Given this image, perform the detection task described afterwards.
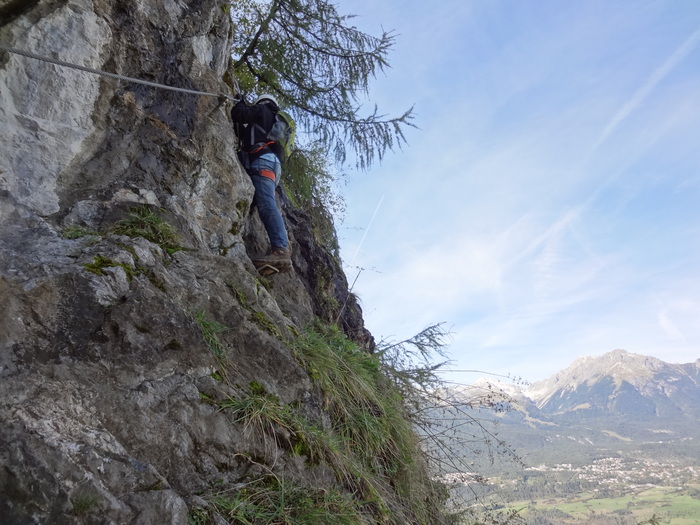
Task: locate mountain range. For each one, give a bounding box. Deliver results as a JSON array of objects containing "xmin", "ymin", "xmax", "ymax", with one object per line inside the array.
[
  {"xmin": 449, "ymin": 350, "xmax": 700, "ymax": 468},
  {"xmin": 526, "ymin": 349, "xmax": 700, "ymax": 422}
]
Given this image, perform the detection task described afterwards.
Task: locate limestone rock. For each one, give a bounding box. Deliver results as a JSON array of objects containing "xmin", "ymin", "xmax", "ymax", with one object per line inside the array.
[{"xmin": 0, "ymin": 1, "xmax": 370, "ymax": 523}]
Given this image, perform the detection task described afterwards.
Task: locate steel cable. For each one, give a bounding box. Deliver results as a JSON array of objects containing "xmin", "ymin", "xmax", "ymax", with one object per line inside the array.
[{"xmin": 0, "ymin": 44, "xmax": 236, "ymax": 101}]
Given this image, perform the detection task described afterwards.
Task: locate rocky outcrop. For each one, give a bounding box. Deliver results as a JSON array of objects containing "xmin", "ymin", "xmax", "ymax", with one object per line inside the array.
[{"xmin": 0, "ymin": 1, "xmax": 374, "ymax": 523}]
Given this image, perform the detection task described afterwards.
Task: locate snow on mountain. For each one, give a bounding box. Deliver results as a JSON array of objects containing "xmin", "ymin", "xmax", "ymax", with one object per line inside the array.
[
  {"xmin": 462, "ymin": 350, "xmax": 699, "ymax": 423},
  {"xmin": 526, "ymin": 350, "xmax": 663, "ymax": 404},
  {"xmin": 523, "ymin": 350, "xmax": 699, "ymax": 420},
  {"xmin": 470, "ymin": 377, "xmax": 527, "ymax": 401}
]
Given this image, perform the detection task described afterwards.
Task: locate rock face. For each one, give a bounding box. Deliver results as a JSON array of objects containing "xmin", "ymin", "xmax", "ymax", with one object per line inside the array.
[{"xmin": 0, "ymin": 1, "xmax": 371, "ymax": 523}]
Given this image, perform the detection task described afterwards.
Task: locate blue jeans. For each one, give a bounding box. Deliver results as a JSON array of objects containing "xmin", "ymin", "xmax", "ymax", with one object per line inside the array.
[{"xmin": 249, "ymin": 154, "xmax": 288, "ymax": 249}]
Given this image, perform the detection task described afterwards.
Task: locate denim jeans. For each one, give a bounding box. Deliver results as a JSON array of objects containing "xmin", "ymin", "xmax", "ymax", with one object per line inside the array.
[{"xmin": 249, "ymin": 153, "xmax": 288, "ymax": 249}]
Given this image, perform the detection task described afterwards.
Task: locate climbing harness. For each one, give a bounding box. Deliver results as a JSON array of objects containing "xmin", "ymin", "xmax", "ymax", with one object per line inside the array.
[{"xmin": 0, "ymin": 45, "xmax": 237, "ymax": 102}]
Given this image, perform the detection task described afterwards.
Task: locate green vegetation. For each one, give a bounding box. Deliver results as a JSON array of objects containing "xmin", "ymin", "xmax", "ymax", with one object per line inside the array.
[
  {"xmin": 205, "ymin": 322, "xmax": 453, "ymax": 524},
  {"xmin": 81, "ymin": 247, "xmax": 167, "ymax": 292},
  {"xmin": 518, "ymin": 487, "xmax": 700, "ymax": 525},
  {"xmin": 111, "ymin": 206, "xmax": 181, "ymax": 254},
  {"xmin": 70, "ymin": 487, "xmax": 100, "ymax": 516},
  {"xmin": 202, "ymin": 475, "xmax": 362, "ymax": 525},
  {"xmin": 292, "ymin": 323, "xmax": 407, "ymax": 471},
  {"xmin": 188, "ymin": 505, "xmax": 209, "ymax": 525},
  {"xmin": 193, "ymin": 311, "xmax": 228, "ymax": 359},
  {"xmin": 235, "ymin": 200, "xmax": 249, "ymax": 215},
  {"xmin": 234, "ymin": 288, "xmax": 250, "ymax": 310},
  {"xmin": 292, "ymin": 323, "xmax": 453, "ymax": 523},
  {"xmin": 251, "ymin": 311, "xmax": 282, "ymax": 339},
  {"xmin": 304, "ymin": 323, "xmax": 459, "ymax": 522},
  {"xmin": 62, "ymin": 225, "xmax": 98, "ymax": 240},
  {"xmin": 193, "ymin": 310, "xmax": 235, "ymax": 386},
  {"xmin": 228, "ymin": 200, "xmax": 249, "ymax": 237},
  {"xmin": 219, "ymin": 382, "xmax": 296, "ymax": 446},
  {"xmin": 231, "ymin": 286, "xmax": 284, "ymax": 338},
  {"xmin": 83, "ymin": 255, "xmax": 138, "ymax": 281},
  {"xmin": 284, "ymin": 144, "xmax": 344, "ymax": 254}
]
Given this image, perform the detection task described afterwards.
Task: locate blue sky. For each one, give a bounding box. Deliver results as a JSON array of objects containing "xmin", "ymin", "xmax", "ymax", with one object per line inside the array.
[{"xmin": 332, "ymin": 0, "xmax": 700, "ymax": 383}]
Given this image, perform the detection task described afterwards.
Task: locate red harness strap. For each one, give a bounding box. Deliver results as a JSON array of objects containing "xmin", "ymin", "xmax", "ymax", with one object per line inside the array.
[
  {"xmin": 259, "ymin": 169, "xmax": 276, "ymax": 181},
  {"xmin": 250, "ymin": 141, "xmax": 275, "ymax": 155}
]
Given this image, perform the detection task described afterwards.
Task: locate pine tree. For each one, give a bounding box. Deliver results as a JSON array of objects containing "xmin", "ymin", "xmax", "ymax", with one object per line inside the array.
[{"xmin": 230, "ymin": 0, "xmax": 415, "ymax": 169}]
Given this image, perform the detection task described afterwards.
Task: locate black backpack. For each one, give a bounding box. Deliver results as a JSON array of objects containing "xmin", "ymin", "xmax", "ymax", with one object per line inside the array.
[{"xmin": 248, "ymin": 110, "xmax": 296, "ymax": 161}]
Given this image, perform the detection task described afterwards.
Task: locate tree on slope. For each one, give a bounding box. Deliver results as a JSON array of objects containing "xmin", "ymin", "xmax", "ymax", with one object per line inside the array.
[{"xmin": 230, "ymin": 0, "xmax": 415, "ymax": 169}]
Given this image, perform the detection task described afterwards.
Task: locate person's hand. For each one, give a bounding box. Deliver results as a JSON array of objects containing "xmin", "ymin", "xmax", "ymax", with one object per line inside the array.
[{"xmin": 233, "ymin": 93, "xmax": 244, "ymax": 103}]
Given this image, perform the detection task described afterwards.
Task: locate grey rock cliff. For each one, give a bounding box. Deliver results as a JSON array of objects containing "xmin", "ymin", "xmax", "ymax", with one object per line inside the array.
[{"xmin": 0, "ymin": 1, "xmax": 370, "ymax": 523}]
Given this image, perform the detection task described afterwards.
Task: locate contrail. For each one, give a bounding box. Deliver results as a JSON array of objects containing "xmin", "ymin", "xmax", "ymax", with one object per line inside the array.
[
  {"xmin": 349, "ymin": 195, "xmax": 384, "ymax": 267},
  {"xmin": 336, "ymin": 195, "xmax": 385, "ymax": 324},
  {"xmin": 596, "ymin": 25, "xmax": 700, "ymax": 148}
]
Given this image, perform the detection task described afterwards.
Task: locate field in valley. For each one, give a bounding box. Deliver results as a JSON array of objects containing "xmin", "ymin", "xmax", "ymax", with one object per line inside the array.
[{"xmin": 514, "ymin": 485, "xmax": 700, "ymax": 524}]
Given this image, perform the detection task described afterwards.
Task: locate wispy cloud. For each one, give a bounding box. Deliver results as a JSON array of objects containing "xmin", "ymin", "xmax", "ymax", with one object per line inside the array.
[
  {"xmin": 340, "ymin": 0, "xmax": 700, "ymax": 380},
  {"xmin": 657, "ymin": 299, "xmax": 700, "ymax": 343},
  {"xmin": 658, "ymin": 309, "xmax": 684, "ymax": 341},
  {"xmin": 595, "ymin": 25, "xmax": 700, "ymax": 149}
]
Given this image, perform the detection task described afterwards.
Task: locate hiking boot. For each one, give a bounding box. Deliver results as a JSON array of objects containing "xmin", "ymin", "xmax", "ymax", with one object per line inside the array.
[{"xmin": 252, "ymin": 246, "xmax": 292, "ymax": 275}]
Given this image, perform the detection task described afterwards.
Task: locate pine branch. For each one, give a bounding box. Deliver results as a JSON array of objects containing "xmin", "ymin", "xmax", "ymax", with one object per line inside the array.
[
  {"xmin": 229, "ymin": 0, "xmax": 415, "ymax": 169},
  {"xmin": 233, "ymin": 0, "xmax": 281, "ymax": 68}
]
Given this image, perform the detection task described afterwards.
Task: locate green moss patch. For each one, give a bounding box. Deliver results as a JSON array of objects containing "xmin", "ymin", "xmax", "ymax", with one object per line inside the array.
[{"xmin": 83, "ymin": 255, "xmax": 138, "ymax": 281}]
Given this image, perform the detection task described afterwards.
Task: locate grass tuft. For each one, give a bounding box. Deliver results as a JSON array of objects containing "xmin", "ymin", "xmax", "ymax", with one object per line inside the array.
[
  {"xmin": 71, "ymin": 487, "xmax": 100, "ymax": 516},
  {"xmin": 251, "ymin": 311, "xmax": 282, "ymax": 339},
  {"xmin": 83, "ymin": 255, "xmax": 138, "ymax": 281},
  {"xmin": 219, "ymin": 384, "xmax": 296, "ymax": 445},
  {"xmin": 207, "ymin": 321, "xmax": 452, "ymax": 524},
  {"xmin": 193, "ymin": 311, "xmax": 232, "ymax": 385},
  {"xmin": 193, "ymin": 311, "xmax": 228, "ymax": 359},
  {"xmin": 111, "ymin": 207, "xmax": 181, "ymax": 254},
  {"xmin": 209, "ymin": 475, "xmax": 364, "ymax": 525},
  {"xmin": 290, "ymin": 322, "xmax": 448, "ymax": 523},
  {"xmin": 62, "ymin": 225, "xmax": 98, "ymax": 240}
]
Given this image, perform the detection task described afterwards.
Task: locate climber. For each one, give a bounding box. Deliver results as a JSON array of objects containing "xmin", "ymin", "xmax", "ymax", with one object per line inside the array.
[{"xmin": 231, "ymin": 93, "xmax": 295, "ymax": 274}]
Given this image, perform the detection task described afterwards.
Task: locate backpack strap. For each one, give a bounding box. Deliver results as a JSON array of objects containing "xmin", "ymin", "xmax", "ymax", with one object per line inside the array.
[
  {"xmin": 250, "ymin": 141, "xmax": 275, "ymax": 155},
  {"xmin": 248, "ymin": 121, "xmax": 265, "ymax": 145},
  {"xmin": 246, "ymin": 120, "xmax": 269, "ymax": 157}
]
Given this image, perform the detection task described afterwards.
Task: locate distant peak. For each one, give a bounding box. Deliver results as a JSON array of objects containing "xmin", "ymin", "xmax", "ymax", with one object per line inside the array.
[
  {"xmin": 526, "ymin": 350, "xmax": 684, "ymax": 404},
  {"xmin": 606, "ymin": 348, "xmax": 629, "ymax": 357}
]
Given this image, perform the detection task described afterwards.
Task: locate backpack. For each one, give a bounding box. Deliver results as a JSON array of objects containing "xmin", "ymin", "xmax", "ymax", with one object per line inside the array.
[
  {"xmin": 268, "ymin": 110, "xmax": 296, "ymax": 161},
  {"xmin": 250, "ymin": 110, "xmax": 296, "ymax": 162}
]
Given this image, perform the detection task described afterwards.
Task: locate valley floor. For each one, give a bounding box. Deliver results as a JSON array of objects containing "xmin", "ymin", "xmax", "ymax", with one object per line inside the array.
[
  {"xmin": 454, "ymin": 454, "xmax": 700, "ymax": 524},
  {"xmin": 513, "ymin": 486, "xmax": 700, "ymax": 524}
]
